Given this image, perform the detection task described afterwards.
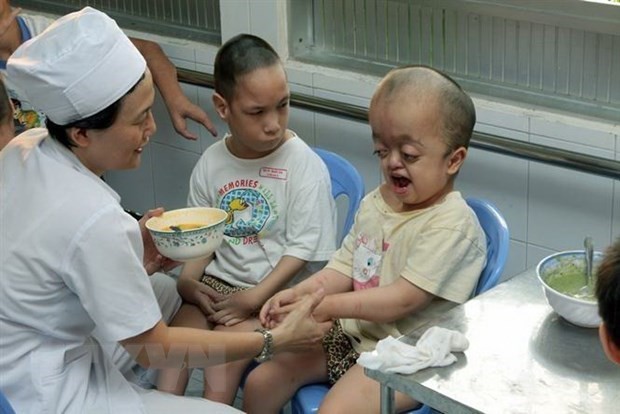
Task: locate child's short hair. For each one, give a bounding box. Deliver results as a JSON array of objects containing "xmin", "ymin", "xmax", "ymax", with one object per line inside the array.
[
  {"xmin": 377, "ymin": 65, "xmax": 476, "ymax": 151},
  {"xmin": 596, "ymin": 238, "xmax": 620, "ymax": 347},
  {"xmin": 214, "ymin": 34, "xmax": 281, "ymax": 102}
]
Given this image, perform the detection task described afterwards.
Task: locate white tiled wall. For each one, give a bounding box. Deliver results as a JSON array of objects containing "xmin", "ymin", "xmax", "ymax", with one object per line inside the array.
[{"xmin": 103, "ymin": 3, "xmax": 619, "ymax": 283}]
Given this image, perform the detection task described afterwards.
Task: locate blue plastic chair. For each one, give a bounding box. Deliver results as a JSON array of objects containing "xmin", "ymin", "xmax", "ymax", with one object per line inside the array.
[
  {"xmin": 466, "ymin": 197, "xmax": 510, "ymax": 296},
  {"xmin": 0, "ymin": 390, "xmax": 15, "ymax": 414},
  {"xmin": 291, "ymin": 197, "xmax": 509, "ymax": 414},
  {"xmin": 313, "ymin": 148, "xmax": 365, "ymax": 244}
]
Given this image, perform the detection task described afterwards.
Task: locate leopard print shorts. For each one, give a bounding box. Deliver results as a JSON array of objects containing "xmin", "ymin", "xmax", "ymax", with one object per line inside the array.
[
  {"xmin": 323, "ymin": 320, "xmax": 360, "ymax": 385},
  {"xmin": 200, "ymin": 275, "xmax": 245, "ymax": 295},
  {"xmin": 200, "ymin": 275, "xmax": 259, "ymax": 317}
]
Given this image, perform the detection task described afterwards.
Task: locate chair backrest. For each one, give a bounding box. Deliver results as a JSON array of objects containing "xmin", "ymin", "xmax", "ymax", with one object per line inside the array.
[
  {"xmin": 0, "ymin": 389, "xmax": 15, "ymax": 414},
  {"xmin": 313, "ymin": 148, "xmax": 365, "ymax": 244},
  {"xmin": 465, "ymin": 197, "xmax": 510, "ymax": 296}
]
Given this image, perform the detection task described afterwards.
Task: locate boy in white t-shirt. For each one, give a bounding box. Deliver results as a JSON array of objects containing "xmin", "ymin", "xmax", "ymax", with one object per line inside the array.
[
  {"xmin": 243, "ymin": 65, "xmax": 488, "ymax": 414},
  {"xmin": 156, "ymin": 34, "xmax": 337, "ymax": 404}
]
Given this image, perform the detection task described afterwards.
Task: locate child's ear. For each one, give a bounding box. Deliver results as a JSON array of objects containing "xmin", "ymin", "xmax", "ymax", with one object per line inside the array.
[
  {"xmin": 212, "ymin": 92, "xmax": 229, "ymax": 120},
  {"xmin": 599, "ymin": 322, "xmax": 620, "ymax": 365},
  {"xmin": 447, "ymin": 146, "xmax": 467, "ymax": 175}
]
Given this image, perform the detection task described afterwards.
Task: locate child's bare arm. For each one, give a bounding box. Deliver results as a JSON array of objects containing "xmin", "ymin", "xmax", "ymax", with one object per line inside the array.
[
  {"xmin": 261, "ymin": 268, "xmax": 353, "ymax": 327},
  {"xmin": 313, "ymin": 277, "xmax": 433, "ymax": 323}
]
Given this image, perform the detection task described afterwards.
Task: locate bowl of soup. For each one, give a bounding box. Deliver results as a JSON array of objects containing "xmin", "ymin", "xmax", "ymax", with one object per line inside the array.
[
  {"xmin": 145, "ymin": 207, "xmax": 227, "ymax": 262},
  {"xmin": 536, "ymin": 250, "xmax": 602, "ymax": 328}
]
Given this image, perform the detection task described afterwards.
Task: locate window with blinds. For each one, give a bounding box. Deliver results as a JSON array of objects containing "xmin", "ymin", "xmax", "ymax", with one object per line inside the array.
[
  {"xmin": 14, "ymin": 0, "xmax": 221, "ymax": 44},
  {"xmin": 289, "ymin": 0, "xmax": 620, "ymax": 122}
]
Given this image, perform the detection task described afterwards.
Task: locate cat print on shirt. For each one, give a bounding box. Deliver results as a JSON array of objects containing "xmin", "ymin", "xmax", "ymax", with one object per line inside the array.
[{"xmin": 352, "ymin": 233, "xmax": 385, "ymax": 290}]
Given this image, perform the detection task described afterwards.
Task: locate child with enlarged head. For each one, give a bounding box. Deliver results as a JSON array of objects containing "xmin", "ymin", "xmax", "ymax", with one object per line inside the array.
[
  {"xmin": 156, "ymin": 34, "xmax": 337, "ymax": 404},
  {"xmin": 596, "ymin": 238, "xmax": 620, "ymax": 365},
  {"xmin": 242, "ymin": 65, "xmax": 488, "ymax": 414}
]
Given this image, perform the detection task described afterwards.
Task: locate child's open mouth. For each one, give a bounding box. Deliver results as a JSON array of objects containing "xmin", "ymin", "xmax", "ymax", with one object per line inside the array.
[{"xmin": 392, "ymin": 176, "xmax": 410, "ymax": 187}]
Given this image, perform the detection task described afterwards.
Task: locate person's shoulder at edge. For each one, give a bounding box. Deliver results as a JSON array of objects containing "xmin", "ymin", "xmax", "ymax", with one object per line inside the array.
[{"xmin": 17, "ymin": 11, "xmax": 54, "ymax": 35}]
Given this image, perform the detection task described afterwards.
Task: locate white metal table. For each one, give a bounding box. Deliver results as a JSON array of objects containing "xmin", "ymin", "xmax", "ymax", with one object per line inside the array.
[{"xmin": 365, "ymin": 268, "xmax": 620, "ymax": 413}]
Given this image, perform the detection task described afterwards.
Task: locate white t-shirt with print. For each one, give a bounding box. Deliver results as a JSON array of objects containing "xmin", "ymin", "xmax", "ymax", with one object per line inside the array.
[
  {"xmin": 187, "ymin": 133, "xmax": 337, "ymax": 287},
  {"xmin": 327, "ymin": 189, "xmax": 487, "ymax": 353}
]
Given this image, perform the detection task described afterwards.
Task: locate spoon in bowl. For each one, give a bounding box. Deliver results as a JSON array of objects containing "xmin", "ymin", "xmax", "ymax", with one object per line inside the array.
[{"xmin": 584, "ymin": 236, "xmax": 594, "ymax": 291}]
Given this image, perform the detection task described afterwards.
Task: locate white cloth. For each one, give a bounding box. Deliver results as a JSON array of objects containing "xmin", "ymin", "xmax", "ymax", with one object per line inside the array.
[
  {"xmin": 7, "ymin": 7, "xmax": 146, "ymax": 125},
  {"xmin": 357, "ymin": 327, "xmax": 469, "ymax": 374},
  {"xmin": 187, "ymin": 133, "xmax": 337, "ymax": 287},
  {"xmin": 0, "ymin": 130, "xmax": 160, "ymax": 412},
  {"xmin": 134, "ymin": 385, "xmax": 241, "ymax": 414},
  {"xmin": 0, "ymin": 131, "xmax": 226, "ymax": 414},
  {"xmin": 98, "ymin": 272, "xmax": 182, "ymax": 388}
]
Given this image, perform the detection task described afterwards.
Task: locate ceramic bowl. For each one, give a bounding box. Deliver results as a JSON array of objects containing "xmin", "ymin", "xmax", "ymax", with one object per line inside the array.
[
  {"xmin": 536, "ymin": 250, "xmax": 602, "ymax": 328},
  {"xmin": 145, "ymin": 207, "xmax": 227, "ymax": 262}
]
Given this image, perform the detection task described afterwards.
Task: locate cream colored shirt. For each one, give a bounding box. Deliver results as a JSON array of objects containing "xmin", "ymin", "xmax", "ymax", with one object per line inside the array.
[{"xmin": 327, "ymin": 188, "xmax": 487, "ymax": 353}]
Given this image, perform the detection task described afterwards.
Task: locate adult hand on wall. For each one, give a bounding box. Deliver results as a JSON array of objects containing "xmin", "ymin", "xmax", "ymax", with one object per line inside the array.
[{"xmin": 131, "ymin": 37, "xmax": 218, "ymax": 140}]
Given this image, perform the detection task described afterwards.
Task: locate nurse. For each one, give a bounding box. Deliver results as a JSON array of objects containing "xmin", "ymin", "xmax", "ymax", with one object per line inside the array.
[{"xmin": 0, "ymin": 7, "xmax": 328, "ymax": 414}]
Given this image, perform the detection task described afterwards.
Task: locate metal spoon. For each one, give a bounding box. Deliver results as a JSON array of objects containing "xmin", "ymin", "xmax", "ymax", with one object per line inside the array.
[{"xmin": 584, "ymin": 236, "xmax": 594, "ymax": 291}]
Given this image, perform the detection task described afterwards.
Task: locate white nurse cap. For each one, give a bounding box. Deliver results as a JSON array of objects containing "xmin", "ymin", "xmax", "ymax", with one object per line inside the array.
[{"xmin": 7, "ymin": 6, "xmax": 146, "ymax": 125}]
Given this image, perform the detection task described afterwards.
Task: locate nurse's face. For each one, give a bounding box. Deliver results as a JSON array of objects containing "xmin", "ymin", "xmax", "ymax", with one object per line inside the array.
[{"xmin": 76, "ymin": 70, "xmax": 156, "ymax": 176}]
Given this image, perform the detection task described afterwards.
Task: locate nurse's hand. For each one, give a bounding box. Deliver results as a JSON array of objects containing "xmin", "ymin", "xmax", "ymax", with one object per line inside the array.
[
  {"xmin": 270, "ymin": 289, "xmax": 332, "ymax": 354},
  {"xmin": 260, "ymin": 288, "xmax": 299, "ymax": 329},
  {"xmin": 139, "ymin": 208, "xmax": 180, "ymax": 275}
]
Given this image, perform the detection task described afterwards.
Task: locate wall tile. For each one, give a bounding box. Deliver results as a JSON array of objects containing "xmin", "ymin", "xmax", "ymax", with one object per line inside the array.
[
  {"xmin": 160, "ymin": 42, "xmax": 196, "ymax": 63},
  {"xmin": 474, "ymin": 124, "xmax": 529, "ymax": 143},
  {"xmin": 104, "ymin": 145, "xmax": 155, "ymax": 214},
  {"xmin": 314, "ymin": 113, "xmax": 376, "ymax": 243},
  {"xmin": 219, "ymin": 0, "xmax": 251, "ymax": 41},
  {"xmin": 313, "ymin": 73, "xmax": 377, "ymax": 101},
  {"xmin": 528, "ymin": 163, "xmax": 614, "ymax": 252},
  {"xmin": 458, "ymin": 148, "xmax": 529, "ymax": 242},
  {"xmin": 314, "ymin": 113, "xmax": 377, "ymax": 193},
  {"xmin": 151, "ymin": 143, "xmax": 201, "ymax": 210},
  {"xmin": 502, "ymin": 240, "xmax": 527, "ymax": 281},
  {"xmin": 196, "ymin": 85, "xmax": 227, "ymax": 153},
  {"xmin": 313, "ymin": 89, "xmax": 370, "ymax": 109},
  {"xmin": 289, "ymin": 108, "xmax": 316, "ymax": 147},
  {"xmin": 530, "ymin": 116, "xmax": 615, "ymax": 150},
  {"xmin": 613, "ymin": 181, "xmax": 620, "ymax": 241},
  {"xmin": 286, "ymin": 66, "xmax": 314, "ymax": 87},
  {"xmin": 531, "ymin": 134, "xmax": 615, "ymax": 160},
  {"xmin": 248, "ymin": 0, "xmax": 282, "ymax": 54},
  {"xmin": 475, "ymin": 102, "xmax": 529, "ymax": 132},
  {"xmin": 195, "ymin": 49, "xmax": 218, "ymax": 68},
  {"xmin": 151, "ymin": 86, "xmax": 203, "ymax": 155},
  {"xmin": 526, "ymin": 243, "xmax": 556, "ymax": 269}
]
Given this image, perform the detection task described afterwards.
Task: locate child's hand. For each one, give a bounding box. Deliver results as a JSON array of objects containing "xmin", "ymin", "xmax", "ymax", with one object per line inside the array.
[
  {"xmin": 209, "ymin": 289, "xmax": 260, "ymax": 326},
  {"xmin": 193, "ymin": 283, "xmax": 224, "ymax": 316},
  {"xmin": 260, "ymin": 288, "xmax": 299, "ymax": 329}
]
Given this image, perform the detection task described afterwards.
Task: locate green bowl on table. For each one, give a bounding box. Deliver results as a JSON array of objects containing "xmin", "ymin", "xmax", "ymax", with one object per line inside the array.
[{"xmin": 536, "ymin": 250, "xmax": 602, "ymax": 328}]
